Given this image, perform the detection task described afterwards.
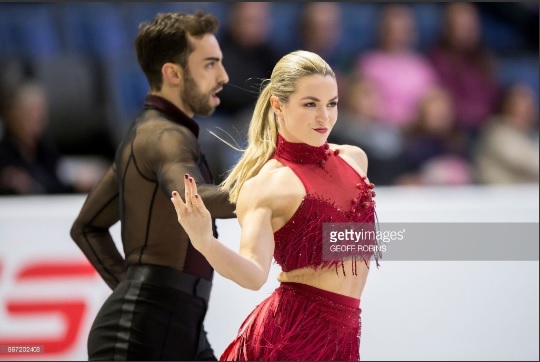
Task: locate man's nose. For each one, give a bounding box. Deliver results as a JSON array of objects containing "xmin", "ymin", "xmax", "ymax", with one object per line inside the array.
[{"xmin": 218, "ymin": 63, "xmax": 229, "ymax": 84}]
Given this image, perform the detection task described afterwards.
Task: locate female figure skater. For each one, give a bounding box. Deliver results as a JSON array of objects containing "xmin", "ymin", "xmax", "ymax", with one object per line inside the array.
[{"xmin": 171, "ymin": 50, "xmax": 380, "ymax": 361}]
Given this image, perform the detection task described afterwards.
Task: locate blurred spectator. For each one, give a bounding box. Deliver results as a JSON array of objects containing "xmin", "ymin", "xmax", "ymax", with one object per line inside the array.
[
  {"xmin": 428, "ymin": 2, "xmax": 501, "ymax": 137},
  {"xmin": 396, "ymin": 87, "xmax": 472, "ymax": 186},
  {"xmin": 217, "ymin": 2, "xmax": 280, "ymax": 118},
  {"xmin": 0, "ymin": 80, "xmax": 107, "ymax": 195},
  {"xmin": 0, "ymin": 81, "xmax": 73, "ymax": 194},
  {"xmin": 474, "ymin": 83, "xmax": 539, "ymax": 184},
  {"xmin": 296, "ymin": 2, "xmax": 349, "ymax": 92},
  {"xmin": 355, "ymin": 3, "xmax": 439, "ymax": 129},
  {"xmin": 329, "ymin": 73, "xmax": 405, "ymax": 185}
]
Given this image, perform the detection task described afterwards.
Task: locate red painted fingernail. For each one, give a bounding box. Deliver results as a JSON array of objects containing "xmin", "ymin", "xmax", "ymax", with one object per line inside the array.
[
  {"xmin": 189, "ymin": 178, "xmax": 193, "ymax": 183},
  {"xmin": 184, "ymin": 174, "xmax": 188, "ymax": 179},
  {"xmin": 172, "ymin": 191, "xmax": 177, "ymax": 196},
  {"xmin": 195, "ymin": 194, "xmax": 199, "ymax": 199}
]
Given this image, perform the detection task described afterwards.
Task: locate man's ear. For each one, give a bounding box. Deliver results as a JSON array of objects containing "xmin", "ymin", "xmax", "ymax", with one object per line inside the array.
[{"xmin": 162, "ymin": 63, "xmax": 182, "ymax": 85}]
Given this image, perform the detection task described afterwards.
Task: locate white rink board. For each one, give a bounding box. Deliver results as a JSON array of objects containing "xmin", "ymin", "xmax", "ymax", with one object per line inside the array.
[{"xmin": 0, "ymin": 184, "xmax": 538, "ymax": 361}]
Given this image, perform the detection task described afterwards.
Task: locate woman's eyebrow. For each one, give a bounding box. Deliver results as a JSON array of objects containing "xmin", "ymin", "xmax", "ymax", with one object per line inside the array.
[{"xmin": 299, "ymin": 96, "xmax": 339, "ymax": 101}]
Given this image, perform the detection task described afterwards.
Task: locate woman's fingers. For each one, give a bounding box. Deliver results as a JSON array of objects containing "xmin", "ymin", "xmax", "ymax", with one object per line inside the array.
[
  {"xmin": 191, "ymin": 193, "xmax": 207, "ymax": 213},
  {"xmin": 170, "ymin": 190, "xmax": 185, "ymax": 221},
  {"xmin": 172, "ymin": 173, "xmax": 207, "ymax": 216},
  {"xmin": 184, "ymin": 175, "xmax": 203, "ymax": 210},
  {"xmin": 184, "ymin": 174, "xmax": 194, "ymax": 211}
]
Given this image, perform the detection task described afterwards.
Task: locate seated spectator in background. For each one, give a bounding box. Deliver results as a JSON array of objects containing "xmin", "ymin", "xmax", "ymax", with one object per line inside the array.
[
  {"xmin": 356, "ymin": 3, "xmax": 438, "ymax": 129},
  {"xmin": 217, "ymin": 2, "xmax": 280, "ymax": 119},
  {"xmin": 474, "ymin": 83, "xmax": 539, "ymax": 184},
  {"xmin": 396, "ymin": 87, "xmax": 472, "ymax": 186},
  {"xmin": 428, "ymin": 2, "xmax": 501, "ymax": 138},
  {"xmin": 0, "ymin": 81, "xmax": 73, "ymax": 194},
  {"xmin": 297, "ymin": 2, "xmax": 349, "ymax": 93},
  {"xmin": 0, "ymin": 80, "xmax": 106, "ymax": 195},
  {"xmin": 329, "ymin": 73, "xmax": 405, "ymax": 185}
]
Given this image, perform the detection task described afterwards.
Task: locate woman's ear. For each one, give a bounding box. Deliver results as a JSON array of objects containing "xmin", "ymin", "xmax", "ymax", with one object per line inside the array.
[
  {"xmin": 270, "ymin": 96, "xmax": 282, "ymax": 116},
  {"xmin": 162, "ymin": 63, "xmax": 182, "ymax": 85}
]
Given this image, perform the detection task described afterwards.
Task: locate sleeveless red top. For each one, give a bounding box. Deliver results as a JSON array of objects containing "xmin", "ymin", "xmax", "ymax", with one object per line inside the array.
[{"xmin": 272, "ymin": 134, "xmax": 380, "ymax": 275}]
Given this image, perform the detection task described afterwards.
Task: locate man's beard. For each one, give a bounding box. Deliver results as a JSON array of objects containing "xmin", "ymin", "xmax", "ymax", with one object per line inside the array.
[{"xmin": 181, "ymin": 70, "xmax": 216, "ymax": 117}]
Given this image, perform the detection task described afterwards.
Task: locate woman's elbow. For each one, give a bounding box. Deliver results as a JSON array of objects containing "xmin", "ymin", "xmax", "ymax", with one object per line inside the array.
[
  {"xmin": 244, "ymin": 281, "xmax": 265, "ymax": 291},
  {"xmin": 242, "ymin": 274, "xmax": 268, "ymax": 291}
]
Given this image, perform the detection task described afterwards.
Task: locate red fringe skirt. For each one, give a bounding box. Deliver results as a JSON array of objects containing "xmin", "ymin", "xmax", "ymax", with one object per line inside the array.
[{"xmin": 220, "ymin": 282, "xmax": 361, "ymax": 361}]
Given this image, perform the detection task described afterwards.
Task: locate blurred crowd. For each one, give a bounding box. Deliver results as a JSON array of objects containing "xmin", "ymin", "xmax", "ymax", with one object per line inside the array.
[{"xmin": 0, "ymin": 2, "xmax": 538, "ymax": 195}]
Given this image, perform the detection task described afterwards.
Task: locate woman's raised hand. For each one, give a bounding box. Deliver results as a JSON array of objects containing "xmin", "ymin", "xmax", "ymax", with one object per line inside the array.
[{"xmin": 170, "ymin": 174, "xmax": 213, "ymax": 253}]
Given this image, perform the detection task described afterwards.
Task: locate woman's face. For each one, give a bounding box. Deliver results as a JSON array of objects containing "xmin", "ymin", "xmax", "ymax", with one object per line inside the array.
[
  {"xmin": 422, "ymin": 91, "xmax": 454, "ymax": 135},
  {"xmin": 504, "ymin": 84, "xmax": 538, "ymax": 131},
  {"xmin": 273, "ymin": 74, "xmax": 338, "ymax": 147}
]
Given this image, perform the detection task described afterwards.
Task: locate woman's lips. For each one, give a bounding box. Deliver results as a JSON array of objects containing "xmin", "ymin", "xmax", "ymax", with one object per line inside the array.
[{"xmin": 314, "ymin": 128, "xmax": 328, "ymax": 134}]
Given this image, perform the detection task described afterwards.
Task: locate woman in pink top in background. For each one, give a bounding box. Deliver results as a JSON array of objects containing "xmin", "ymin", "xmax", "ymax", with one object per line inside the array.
[{"xmin": 356, "ymin": 4, "xmax": 439, "ymax": 129}]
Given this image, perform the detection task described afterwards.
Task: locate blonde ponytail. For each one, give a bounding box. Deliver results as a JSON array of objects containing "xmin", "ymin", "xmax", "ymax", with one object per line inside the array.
[{"xmin": 220, "ymin": 83, "xmax": 278, "ymax": 203}]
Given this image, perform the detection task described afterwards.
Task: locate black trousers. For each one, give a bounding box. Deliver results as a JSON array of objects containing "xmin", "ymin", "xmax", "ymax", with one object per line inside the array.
[{"xmin": 88, "ymin": 264, "xmax": 216, "ymax": 361}]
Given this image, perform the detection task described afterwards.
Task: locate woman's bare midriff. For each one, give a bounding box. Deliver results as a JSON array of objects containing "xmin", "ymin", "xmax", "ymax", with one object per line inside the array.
[{"xmin": 276, "ymin": 260, "xmax": 370, "ymax": 299}]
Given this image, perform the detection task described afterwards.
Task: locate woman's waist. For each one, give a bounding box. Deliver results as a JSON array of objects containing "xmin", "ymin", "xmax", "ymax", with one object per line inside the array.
[{"xmin": 277, "ymin": 263, "xmax": 369, "ymax": 299}]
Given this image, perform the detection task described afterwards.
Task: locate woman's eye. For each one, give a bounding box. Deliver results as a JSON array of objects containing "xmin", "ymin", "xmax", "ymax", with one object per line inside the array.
[
  {"xmin": 328, "ymin": 101, "xmax": 338, "ymax": 107},
  {"xmin": 305, "ymin": 102, "xmax": 316, "ymax": 107}
]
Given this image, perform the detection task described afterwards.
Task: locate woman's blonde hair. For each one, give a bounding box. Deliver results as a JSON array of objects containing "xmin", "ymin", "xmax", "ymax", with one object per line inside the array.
[{"xmin": 220, "ymin": 50, "xmax": 335, "ymax": 203}]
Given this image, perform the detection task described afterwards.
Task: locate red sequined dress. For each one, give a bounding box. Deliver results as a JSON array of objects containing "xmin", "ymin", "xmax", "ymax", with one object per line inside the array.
[{"xmin": 220, "ymin": 134, "xmax": 380, "ymax": 361}]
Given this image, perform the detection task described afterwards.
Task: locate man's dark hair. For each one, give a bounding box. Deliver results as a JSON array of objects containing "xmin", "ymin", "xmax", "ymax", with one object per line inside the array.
[{"xmin": 135, "ymin": 11, "xmax": 219, "ymax": 91}]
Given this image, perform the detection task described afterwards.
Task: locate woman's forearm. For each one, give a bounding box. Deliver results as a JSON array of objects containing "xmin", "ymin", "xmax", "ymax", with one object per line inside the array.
[{"xmin": 199, "ymin": 237, "xmax": 268, "ymax": 290}]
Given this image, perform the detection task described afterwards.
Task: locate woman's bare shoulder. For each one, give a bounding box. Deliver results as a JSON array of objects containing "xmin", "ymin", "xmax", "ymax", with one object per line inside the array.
[
  {"xmin": 238, "ymin": 158, "xmax": 303, "ymax": 210},
  {"xmin": 241, "ymin": 159, "xmax": 292, "ymax": 196}
]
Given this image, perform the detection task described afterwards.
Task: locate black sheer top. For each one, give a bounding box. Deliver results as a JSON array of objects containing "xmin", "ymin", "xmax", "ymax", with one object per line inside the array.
[{"xmin": 70, "ymin": 95, "xmax": 236, "ymax": 289}]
